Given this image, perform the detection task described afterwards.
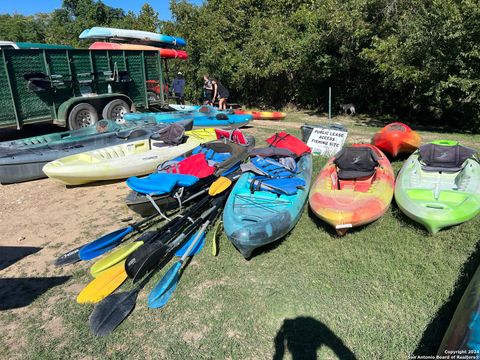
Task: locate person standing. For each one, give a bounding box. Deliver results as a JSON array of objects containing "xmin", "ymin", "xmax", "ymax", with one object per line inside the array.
[
  {"xmin": 212, "ymin": 78, "xmax": 229, "ymax": 110},
  {"xmin": 172, "ymin": 72, "xmax": 185, "ymax": 105},
  {"xmin": 203, "ymin": 74, "xmax": 213, "ymax": 105}
]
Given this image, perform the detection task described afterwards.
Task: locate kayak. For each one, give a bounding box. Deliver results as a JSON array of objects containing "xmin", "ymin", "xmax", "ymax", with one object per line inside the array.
[
  {"xmin": 168, "ymin": 104, "xmax": 201, "ymax": 112},
  {"xmin": 438, "ymin": 264, "xmax": 480, "ymax": 353},
  {"xmin": 125, "ymin": 130, "xmax": 252, "ymax": 216},
  {"xmin": 89, "ymin": 42, "xmax": 188, "ymax": 59},
  {"xmin": 79, "ymin": 27, "xmax": 186, "ymax": 47},
  {"xmin": 372, "ymin": 122, "xmax": 421, "ymax": 157},
  {"xmin": 309, "ymin": 144, "xmax": 395, "ymax": 235},
  {"xmin": 234, "ymin": 109, "xmax": 286, "ymax": 120},
  {"xmin": 394, "ymin": 140, "xmax": 479, "ymax": 234},
  {"xmin": 223, "ymin": 133, "xmax": 312, "ymax": 258},
  {"xmin": 124, "ymin": 107, "xmax": 252, "ymax": 129},
  {"xmin": 0, "ymin": 119, "xmax": 124, "ymax": 150},
  {"xmin": 0, "ymin": 119, "xmax": 191, "ymax": 185},
  {"xmin": 43, "ymin": 127, "xmax": 213, "ymax": 186}
]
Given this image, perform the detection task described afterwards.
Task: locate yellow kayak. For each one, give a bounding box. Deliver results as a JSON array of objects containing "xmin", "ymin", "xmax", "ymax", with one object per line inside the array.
[{"xmin": 43, "ymin": 129, "xmax": 216, "ymax": 186}]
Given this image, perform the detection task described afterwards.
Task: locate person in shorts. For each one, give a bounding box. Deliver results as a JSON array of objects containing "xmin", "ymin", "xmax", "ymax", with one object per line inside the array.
[
  {"xmin": 203, "ymin": 75, "xmax": 213, "ymax": 105},
  {"xmin": 212, "ymin": 78, "xmax": 229, "ymax": 110}
]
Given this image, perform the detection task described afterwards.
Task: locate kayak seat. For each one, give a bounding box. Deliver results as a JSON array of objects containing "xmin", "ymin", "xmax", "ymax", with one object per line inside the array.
[
  {"xmin": 334, "ymin": 147, "xmax": 379, "ymax": 180},
  {"xmin": 127, "ymin": 174, "xmax": 199, "ymax": 195},
  {"xmin": 215, "ymin": 113, "xmax": 229, "ymax": 120},
  {"xmin": 150, "ymin": 123, "xmax": 186, "ymax": 145},
  {"xmin": 249, "ymin": 176, "xmax": 305, "ymax": 196},
  {"xmin": 419, "ymin": 143, "xmax": 477, "ymax": 173},
  {"xmin": 116, "ymin": 128, "xmax": 150, "ymax": 140}
]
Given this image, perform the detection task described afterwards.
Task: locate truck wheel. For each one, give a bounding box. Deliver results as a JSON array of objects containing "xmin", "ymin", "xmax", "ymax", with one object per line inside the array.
[
  {"xmin": 102, "ymin": 99, "xmax": 130, "ymax": 123},
  {"xmin": 68, "ymin": 103, "xmax": 98, "ymax": 130}
]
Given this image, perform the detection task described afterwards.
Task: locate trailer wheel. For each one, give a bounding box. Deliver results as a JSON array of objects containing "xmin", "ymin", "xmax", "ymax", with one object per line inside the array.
[
  {"xmin": 102, "ymin": 99, "xmax": 130, "ymax": 123},
  {"xmin": 68, "ymin": 103, "xmax": 98, "ymax": 130}
]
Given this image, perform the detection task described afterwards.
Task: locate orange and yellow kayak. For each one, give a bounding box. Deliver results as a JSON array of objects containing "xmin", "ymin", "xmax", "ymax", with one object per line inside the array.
[
  {"xmin": 371, "ymin": 122, "xmax": 421, "ymax": 157},
  {"xmin": 89, "ymin": 42, "xmax": 188, "ymax": 59},
  {"xmin": 234, "ymin": 109, "xmax": 286, "ymax": 121},
  {"xmin": 309, "ymin": 144, "xmax": 395, "ymax": 235}
]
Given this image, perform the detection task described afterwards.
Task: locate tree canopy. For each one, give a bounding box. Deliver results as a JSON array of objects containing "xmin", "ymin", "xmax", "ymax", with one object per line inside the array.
[{"xmin": 0, "ymin": 0, "xmax": 479, "ymax": 131}]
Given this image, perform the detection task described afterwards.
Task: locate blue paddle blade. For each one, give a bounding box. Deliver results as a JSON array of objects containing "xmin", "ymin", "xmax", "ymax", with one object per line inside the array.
[
  {"xmin": 79, "ymin": 226, "xmax": 134, "ymax": 261},
  {"xmin": 148, "ymin": 261, "xmax": 182, "ymax": 309},
  {"xmin": 174, "ymin": 231, "xmax": 206, "ymax": 257}
]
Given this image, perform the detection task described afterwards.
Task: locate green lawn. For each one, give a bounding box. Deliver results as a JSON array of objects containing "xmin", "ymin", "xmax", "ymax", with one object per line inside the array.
[{"xmin": 1, "ymin": 111, "xmax": 479, "ymax": 359}]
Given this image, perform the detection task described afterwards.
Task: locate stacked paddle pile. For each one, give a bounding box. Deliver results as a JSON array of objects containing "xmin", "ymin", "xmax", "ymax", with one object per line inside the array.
[{"xmin": 56, "ymin": 175, "xmax": 234, "ymax": 336}]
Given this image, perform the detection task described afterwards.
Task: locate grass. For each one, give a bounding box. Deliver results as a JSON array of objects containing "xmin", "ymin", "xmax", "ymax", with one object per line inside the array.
[{"xmin": 1, "ymin": 111, "xmax": 479, "ymax": 359}]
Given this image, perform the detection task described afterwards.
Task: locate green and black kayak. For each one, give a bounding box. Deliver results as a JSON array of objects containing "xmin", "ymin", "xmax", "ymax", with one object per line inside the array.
[
  {"xmin": 0, "ymin": 119, "xmax": 193, "ymax": 184},
  {"xmin": 394, "ymin": 140, "xmax": 479, "ymax": 234}
]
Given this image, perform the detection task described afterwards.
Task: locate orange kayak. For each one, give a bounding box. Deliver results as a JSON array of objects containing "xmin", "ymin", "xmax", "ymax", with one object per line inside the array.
[
  {"xmin": 309, "ymin": 144, "xmax": 394, "ymax": 235},
  {"xmin": 234, "ymin": 109, "xmax": 286, "ymax": 120},
  {"xmin": 371, "ymin": 122, "xmax": 421, "ymax": 157},
  {"xmin": 89, "ymin": 42, "xmax": 188, "ymax": 59}
]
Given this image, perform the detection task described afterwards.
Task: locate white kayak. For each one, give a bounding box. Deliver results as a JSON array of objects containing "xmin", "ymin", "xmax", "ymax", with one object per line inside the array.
[{"xmin": 43, "ymin": 129, "xmax": 216, "ymax": 186}]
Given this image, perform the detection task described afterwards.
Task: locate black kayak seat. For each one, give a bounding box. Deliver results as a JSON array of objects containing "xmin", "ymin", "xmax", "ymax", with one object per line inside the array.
[
  {"xmin": 150, "ymin": 123, "xmax": 185, "ymax": 145},
  {"xmin": 334, "ymin": 147, "xmax": 379, "ymax": 180},
  {"xmin": 419, "ymin": 143, "xmax": 477, "ymax": 172},
  {"xmin": 215, "ymin": 113, "xmax": 228, "ymax": 120}
]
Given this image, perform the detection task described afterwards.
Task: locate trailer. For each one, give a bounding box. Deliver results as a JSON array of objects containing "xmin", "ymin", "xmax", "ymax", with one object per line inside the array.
[{"xmin": 0, "ymin": 48, "xmax": 166, "ymax": 130}]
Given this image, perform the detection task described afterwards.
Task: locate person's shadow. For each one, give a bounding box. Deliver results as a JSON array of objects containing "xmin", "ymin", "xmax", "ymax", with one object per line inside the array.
[{"xmin": 273, "ymin": 317, "xmax": 357, "ymax": 360}]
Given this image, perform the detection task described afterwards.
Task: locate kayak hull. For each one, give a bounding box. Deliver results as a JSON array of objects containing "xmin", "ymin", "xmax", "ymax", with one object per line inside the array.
[
  {"xmin": 43, "ymin": 128, "xmax": 215, "ymax": 186},
  {"xmin": 89, "ymin": 42, "xmax": 188, "ymax": 59},
  {"xmin": 371, "ymin": 122, "xmax": 421, "ymax": 157},
  {"xmin": 223, "ymin": 154, "xmax": 313, "ymax": 258},
  {"xmin": 309, "ymin": 145, "xmax": 394, "ymax": 233},
  {"xmin": 234, "ymin": 110, "xmax": 286, "ymax": 120},
  {"xmin": 124, "ymin": 112, "xmax": 252, "ymax": 129},
  {"xmin": 394, "ymin": 147, "xmax": 480, "ymax": 234}
]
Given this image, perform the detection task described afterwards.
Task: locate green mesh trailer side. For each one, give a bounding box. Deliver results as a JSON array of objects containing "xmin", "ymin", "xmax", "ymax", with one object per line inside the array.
[{"xmin": 0, "ymin": 51, "xmax": 17, "ymax": 127}]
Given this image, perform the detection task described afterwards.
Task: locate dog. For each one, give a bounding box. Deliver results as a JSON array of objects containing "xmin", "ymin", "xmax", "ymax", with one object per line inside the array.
[{"xmin": 341, "ymin": 103, "xmax": 355, "ymax": 116}]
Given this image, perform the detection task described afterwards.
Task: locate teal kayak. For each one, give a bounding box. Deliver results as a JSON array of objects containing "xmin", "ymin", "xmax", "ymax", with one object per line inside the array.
[
  {"xmin": 438, "ymin": 264, "xmax": 480, "ymax": 353},
  {"xmin": 124, "ymin": 107, "xmax": 252, "ymax": 129},
  {"xmin": 395, "ymin": 140, "xmax": 479, "ymax": 234},
  {"xmin": 223, "ymin": 135, "xmax": 313, "ymax": 258}
]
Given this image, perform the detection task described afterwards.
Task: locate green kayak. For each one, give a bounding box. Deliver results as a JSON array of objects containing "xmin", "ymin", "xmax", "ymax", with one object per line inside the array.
[{"xmin": 395, "ymin": 140, "xmax": 479, "ymax": 234}]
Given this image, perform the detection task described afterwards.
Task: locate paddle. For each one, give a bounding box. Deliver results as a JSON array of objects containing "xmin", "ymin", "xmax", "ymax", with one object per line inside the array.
[
  {"xmin": 54, "ymin": 213, "xmax": 158, "ymax": 266},
  {"xmin": 89, "ymin": 202, "xmax": 224, "ymax": 336}
]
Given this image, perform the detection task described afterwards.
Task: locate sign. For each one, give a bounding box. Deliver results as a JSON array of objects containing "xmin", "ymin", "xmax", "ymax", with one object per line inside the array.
[{"xmin": 306, "ymin": 127, "xmax": 348, "ymax": 156}]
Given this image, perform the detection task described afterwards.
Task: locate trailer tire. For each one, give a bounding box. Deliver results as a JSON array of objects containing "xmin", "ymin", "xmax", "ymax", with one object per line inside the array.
[
  {"xmin": 68, "ymin": 103, "xmax": 98, "ymax": 130},
  {"xmin": 102, "ymin": 99, "xmax": 130, "ymax": 123}
]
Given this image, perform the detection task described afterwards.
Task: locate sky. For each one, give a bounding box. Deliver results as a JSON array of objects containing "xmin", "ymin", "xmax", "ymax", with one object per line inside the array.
[{"xmin": 0, "ymin": 0, "xmax": 202, "ymax": 21}]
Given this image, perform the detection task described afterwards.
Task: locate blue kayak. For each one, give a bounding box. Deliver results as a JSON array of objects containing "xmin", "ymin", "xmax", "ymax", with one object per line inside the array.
[
  {"xmin": 438, "ymin": 265, "xmax": 480, "ymax": 353},
  {"xmin": 223, "ymin": 152, "xmax": 313, "ymax": 258},
  {"xmin": 124, "ymin": 109, "xmax": 252, "ymax": 129}
]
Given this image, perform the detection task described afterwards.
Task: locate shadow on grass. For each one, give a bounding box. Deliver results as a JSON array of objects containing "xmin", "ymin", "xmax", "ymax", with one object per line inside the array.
[
  {"xmin": 0, "ymin": 276, "xmax": 70, "ymax": 311},
  {"xmin": 273, "ymin": 316, "xmax": 357, "ymax": 360},
  {"xmin": 0, "ymin": 246, "xmax": 42, "ymax": 271},
  {"xmin": 413, "ymin": 238, "xmax": 480, "ymax": 355}
]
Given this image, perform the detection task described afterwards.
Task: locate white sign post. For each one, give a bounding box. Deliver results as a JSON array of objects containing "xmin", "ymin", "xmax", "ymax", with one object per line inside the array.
[{"xmin": 306, "ymin": 127, "xmax": 348, "ymax": 156}]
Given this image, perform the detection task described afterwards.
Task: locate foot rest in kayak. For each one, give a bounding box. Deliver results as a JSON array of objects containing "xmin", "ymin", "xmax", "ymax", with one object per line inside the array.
[{"xmin": 126, "ymin": 173, "xmax": 199, "ymax": 195}]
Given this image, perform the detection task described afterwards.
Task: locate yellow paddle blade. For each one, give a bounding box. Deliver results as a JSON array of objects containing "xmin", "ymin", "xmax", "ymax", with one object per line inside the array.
[
  {"xmin": 209, "ymin": 177, "xmax": 232, "ymax": 196},
  {"xmin": 212, "ymin": 220, "xmax": 223, "ymax": 256},
  {"xmin": 77, "ymin": 261, "xmax": 128, "ymax": 304},
  {"xmin": 90, "ymin": 241, "xmax": 144, "ymax": 278}
]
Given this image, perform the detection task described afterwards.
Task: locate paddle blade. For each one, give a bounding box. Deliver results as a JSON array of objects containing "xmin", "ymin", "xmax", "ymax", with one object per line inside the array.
[
  {"xmin": 208, "ymin": 176, "xmax": 232, "ymax": 196},
  {"xmin": 175, "ymin": 231, "xmax": 205, "ymax": 257},
  {"xmin": 89, "ymin": 289, "xmax": 139, "ymax": 337},
  {"xmin": 90, "ymin": 241, "xmax": 144, "ymax": 278},
  {"xmin": 79, "ymin": 226, "xmax": 134, "ymax": 261},
  {"xmin": 148, "ymin": 262, "xmax": 182, "ymax": 309},
  {"xmin": 125, "ymin": 242, "xmax": 170, "ymax": 280},
  {"xmin": 54, "ymin": 246, "xmax": 82, "ymax": 266},
  {"xmin": 77, "ymin": 261, "xmax": 128, "ymax": 304}
]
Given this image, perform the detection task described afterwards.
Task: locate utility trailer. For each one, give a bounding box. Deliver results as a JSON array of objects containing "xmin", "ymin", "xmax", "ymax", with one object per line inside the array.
[{"xmin": 0, "ymin": 48, "xmax": 166, "ymax": 130}]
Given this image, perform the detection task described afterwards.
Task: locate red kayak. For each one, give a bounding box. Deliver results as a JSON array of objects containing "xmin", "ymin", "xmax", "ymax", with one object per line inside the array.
[
  {"xmin": 234, "ymin": 109, "xmax": 286, "ymax": 121},
  {"xmin": 371, "ymin": 122, "xmax": 421, "ymax": 157},
  {"xmin": 89, "ymin": 42, "xmax": 188, "ymax": 59}
]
